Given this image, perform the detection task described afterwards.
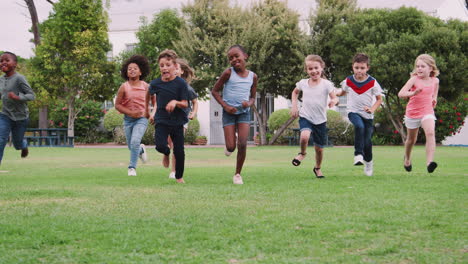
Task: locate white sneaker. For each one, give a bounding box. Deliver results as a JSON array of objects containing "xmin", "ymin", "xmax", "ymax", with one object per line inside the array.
[
  {"xmin": 233, "ymin": 174, "xmax": 243, "ymax": 184},
  {"xmin": 139, "ymin": 144, "xmax": 147, "ymax": 163},
  {"xmin": 354, "ymin": 155, "xmax": 364, "ymax": 166},
  {"xmin": 128, "ymin": 168, "xmax": 137, "ymax": 176},
  {"xmin": 364, "ymin": 160, "xmax": 373, "ymax": 176},
  {"xmin": 224, "ymin": 147, "xmax": 232, "ymax": 157},
  {"xmin": 169, "ymin": 171, "xmax": 176, "ymax": 179}
]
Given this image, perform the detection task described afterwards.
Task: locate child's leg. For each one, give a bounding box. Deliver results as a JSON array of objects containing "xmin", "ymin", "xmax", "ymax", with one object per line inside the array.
[
  {"xmin": 421, "ymin": 117, "xmax": 436, "ymax": 165},
  {"xmin": 362, "ymin": 118, "xmax": 374, "ymax": 162},
  {"xmin": 235, "ymin": 123, "xmax": 249, "ymax": 175},
  {"xmin": 314, "ymin": 145, "xmax": 324, "ymax": 174},
  {"xmin": 126, "ymin": 118, "xmax": 148, "ymax": 169},
  {"xmin": 299, "ymin": 130, "xmax": 311, "ymax": 155},
  {"xmin": 0, "ymin": 114, "xmax": 12, "ymax": 163},
  {"xmin": 348, "ymin": 113, "xmax": 365, "ymax": 157},
  {"xmin": 168, "ymin": 136, "xmax": 176, "ymax": 173},
  {"xmin": 11, "ymin": 118, "xmax": 29, "ymax": 151},
  {"xmin": 155, "ymin": 124, "xmax": 170, "ymax": 167},
  {"xmin": 404, "ymin": 127, "xmax": 419, "ymax": 166},
  {"xmin": 170, "ymin": 126, "xmax": 185, "ymax": 179},
  {"xmin": 223, "ymin": 125, "xmax": 237, "ymax": 153},
  {"xmin": 310, "ymin": 122, "xmax": 327, "ymax": 177}
]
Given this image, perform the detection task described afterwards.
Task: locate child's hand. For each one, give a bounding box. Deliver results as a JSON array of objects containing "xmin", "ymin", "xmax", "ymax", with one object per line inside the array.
[
  {"xmin": 411, "ymin": 87, "xmax": 423, "ymax": 97},
  {"xmin": 241, "ymin": 101, "xmax": 250, "ymax": 108},
  {"xmin": 290, "ymin": 106, "xmax": 299, "ymax": 118},
  {"xmin": 149, "ymin": 116, "xmax": 155, "ymax": 125},
  {"xmin": 364, "ymin": 106, "xmax": 373, "ymax": 113},
  {"xmin": 432, "ymin": 98, "xmax": 437, "ymax": 108},
  {"xmin": 224, "ymin": 105, "xmax": 237, "ymax": 114},
  {"xmin": 8, "ymin": 92, "xmax": 20, "ymax": 100},
  {"xmin": 188, "ymin": 112, "xmax": 195, "ymax": 120},
  {"xmin": 128, "ymin": 110, "xmax": 144, "ymax": 119},
  {"xmin": 166, "ymin": 100, "xmax": 177, "ymax": 113}
]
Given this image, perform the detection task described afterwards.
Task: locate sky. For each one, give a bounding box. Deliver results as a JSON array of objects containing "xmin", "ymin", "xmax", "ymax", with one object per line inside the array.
[{"xmin": 1, "ymin": 0, "xmax": 466, "ymax": 59}]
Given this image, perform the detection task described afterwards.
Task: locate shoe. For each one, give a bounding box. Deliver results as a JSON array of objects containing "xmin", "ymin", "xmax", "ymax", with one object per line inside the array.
[
  {"xmin": 353, "ymin": 155, "xmax": 364, "ymax": 166},
  {"xmin": 427, "ymin": 161, "xmax": 438, "ymax": 173},
  {"xmin": 404, "ymin": 156, "xmax": 412, "ymax": 172},
  {"xmin": 127, "ymin": 168, "xmax": 137, "ymax": 176},
  {"xmin": 224, "ymin": 147, "xmax": 233, "ymax": 157},
  {"xmin": 292, "ymin": 152, "xmax": 306, "ymax": 166},
  {"xmin": 364, "ymin": 160, "xmax": 373, "ymax": 176},
  {"xmin": 169, "ymin": 171, "xmax": 176, "ymax": 179},
  {"xmin": 313, "ymin": 167, "xmax": 324, "ymax": 179},
  {"xmin": 21, "ymin": 147, "xmax": 29, "ymax": 158},
  {"xmin": 233, "ymin": 174, "xmax": 243, "ymax": 184},
  {"xmin": 139, "ymin": 144, "xmax": 147, "ymax": 163}
]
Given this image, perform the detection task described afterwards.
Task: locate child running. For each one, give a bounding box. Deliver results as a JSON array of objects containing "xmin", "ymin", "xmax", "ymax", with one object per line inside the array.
[
  {"xmin": 290, "ymin": 54, "xmax": 338, "ymax": 179},
  {"xmin": 398, "ymin": 54, "xmax": 440, "ymax": 173},
  {"xmin": 168, "ymin": 58, "xmax": 198, "ymax": 179},
  {"xmin": 115, "ymin": 55, "xmax": 150, "ymax": 176},
  {"xmin": 0, "ymin": 52, "xmax": 35, "ymax": 165},
  {"xmin": 336, "ymin": 53, "xmax": 383, "ymax": 176},
  {"xmin": 211, "ymin": 44, "xmax": 257, "ymax": 185},
  {"xmin": 149, "ymin": 49, "xmax": 189, "ymax": 183}
]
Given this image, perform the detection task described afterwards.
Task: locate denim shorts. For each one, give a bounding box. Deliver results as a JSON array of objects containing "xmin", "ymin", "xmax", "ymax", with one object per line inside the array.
[
  {"xmin": 222, "ymin": 110, "xmax": 251, "ymax": 127},
  {"xmin": 299, "ymin": 117, "xmax": 327, "ymax": 148}
]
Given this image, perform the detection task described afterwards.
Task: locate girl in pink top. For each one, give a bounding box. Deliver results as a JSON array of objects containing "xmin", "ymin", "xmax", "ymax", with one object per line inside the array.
[
  {"xmin": 398, "ymin": 54, "xmax": 440, "ymax": 173},
  {"xmin": 115, "ymin": 55, "xmax": 151, "ymax": 176}
]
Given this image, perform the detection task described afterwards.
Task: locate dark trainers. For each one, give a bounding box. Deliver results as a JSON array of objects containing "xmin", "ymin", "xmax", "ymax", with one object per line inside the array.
[
  {"xmin": 21, "ymin": 148, "xmax": 29, "ymax": 158},
  {"xmin": 427, "ymin": 161, "xmax": 438, "ymax": 173}
]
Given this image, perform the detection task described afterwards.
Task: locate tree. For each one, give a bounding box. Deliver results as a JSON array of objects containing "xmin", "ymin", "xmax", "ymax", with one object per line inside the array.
[
  {"xmin": 311, "ymin": 6, "xmax": 468, "ymax": 142},
  {"xmin": 30, "ymin": 0, "xmax": 115, "ymax": 137},
  {"xmin": 135, "ymin": 9, "xmax": 184, "ymax": 81},
  {"xmin": 174, "ymin": 0, "xmax": 306, "ymax": 145}
]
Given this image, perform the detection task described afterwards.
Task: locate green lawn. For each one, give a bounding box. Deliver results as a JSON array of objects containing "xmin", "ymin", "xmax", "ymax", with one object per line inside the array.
[{"xmin": 0, "ymin": 145, "xmax": 466, "ymax": 264}]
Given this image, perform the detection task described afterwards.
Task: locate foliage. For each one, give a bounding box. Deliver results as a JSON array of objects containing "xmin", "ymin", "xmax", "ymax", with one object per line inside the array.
[
  {"xmin": 185, "ymin": 118, "xmax": 200, "ymax": 144},
  {"xmin": 326, "ymin": 110, "xmax": 354, "ymax": 145},
  {"xmin": 135, "ymin": 9, "xmax": 183, "ymax": 81},
  {"xmin": 141, "ymin": 124, "xmax": 155, "ymax": 145},
  {"xmin": 48, "ymin": 99, "xmax": 105, "ymax": 143},
  {"xmin": 434, "ymin": 96, "xmax": 467, "ymax": 142},
  {"xmin": 30, "ymin": 0, "xmax": 115, "ymax": 136},
  {"xmin": 312, "ymin": 6, "xmax": 468, "ymax": 142},
  {"xmin": 103, "ymin": 108, "xmax": 124, "ymax": 132},
  {"xmin": 373, "ymin": 109, "xmax": 403, "ymax": 145},
  {"xmin": 267, "ymin": 109, "xmax": 298, "ymax": 132}
]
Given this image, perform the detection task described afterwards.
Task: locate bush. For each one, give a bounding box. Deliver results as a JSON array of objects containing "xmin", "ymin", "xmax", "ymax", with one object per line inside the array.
[
  {"xmin": 103, "ymin": 107, "xmax": 124, "ymax": 131},
  {"xmin": 141, "ymin": 124, "xmax": 155, "ymax": 145},
  {"xmin": 434, "ymin": 96, "xmax": 467, "ymax": 142},
  {"xmin": 267, "ymin": 109, "xmax": 299, "ymax": 144},
  {"xmin": 48, "ymin": 99, "xmax": 105, "ymax": 143},
  {"xmin": 185, "ymin": 118, "xmax": 200, "ymax": 144},
  {"xmin": 326, "ymin": 110, "xmax": 354, "ymax": 145}
]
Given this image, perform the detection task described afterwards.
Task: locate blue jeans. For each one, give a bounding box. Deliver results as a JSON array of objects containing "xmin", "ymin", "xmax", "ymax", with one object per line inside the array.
[
  {"xmin": 0, "ymin": 113, "xmax": 29, "ymax": 163},
  {"xmin": 124, "ymin": 116, "xmax": 148, "ymax": 169},
  {"xmin": 348, "ymin": 112, "xmax": 374, "ymax": 162}
]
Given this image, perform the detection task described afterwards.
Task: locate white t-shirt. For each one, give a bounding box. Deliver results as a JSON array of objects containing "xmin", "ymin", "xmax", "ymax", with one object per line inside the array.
[
  {"xmin": 296, "ymin": 78, "xmax": 335, "ymax": 124},
  {"xmin": 340, "ymin": 75, "xmax": 383, "ymax": 119}
]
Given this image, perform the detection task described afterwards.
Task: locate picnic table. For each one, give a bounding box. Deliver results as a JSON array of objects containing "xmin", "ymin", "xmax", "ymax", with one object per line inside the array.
[{"xmin": 24, "ymin": 128, "xmax": 74, "ymax": 147}]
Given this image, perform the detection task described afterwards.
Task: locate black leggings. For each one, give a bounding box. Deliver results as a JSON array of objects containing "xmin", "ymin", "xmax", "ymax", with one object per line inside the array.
[{"xmin": 154, "ymin": 124, "xmax": 185, "ymax": 179}]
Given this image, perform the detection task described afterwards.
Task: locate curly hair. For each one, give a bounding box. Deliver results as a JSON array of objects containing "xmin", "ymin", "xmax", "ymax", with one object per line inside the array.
[{"xmin": 120, "ymin": 55, "xmax": 150, "ymax": 80}]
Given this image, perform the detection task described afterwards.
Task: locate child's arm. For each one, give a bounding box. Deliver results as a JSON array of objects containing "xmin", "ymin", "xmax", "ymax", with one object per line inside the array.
[
  {"xmin": 335, "ymin": 88, "xmax": 347, "ymax": 97},
  {"xmin": 9, "ymin": 76, "xmax": 35, "ymax": 101},
  {"xmin": 364, "ymin": 95, "xmax": 383, "ymax": 113},
  {"xmin": 144, "ymin": 83, "xmax": 150, "ymax": 119},
  {"xmin": 242, "ymin": 74, "xmax": 258, "ymax": 108},
  {"xmin": 189, "ymin": 99, "xmax": 198, "ymax": 120},
  {"xmin": 328, "ymin": 89, "xmax": 338, "ymax": 108},
  {"xmin": 149, "ymin": 94, "xmax": 157, "ymax": 125},
  {"xmin": 115, "ymin": 84, "xmax": 143, "ymax": 118},
  {"xmin": 211, "ymin": 68, "xmax": 237, "ymax": 114},
  {"xmin": 166, "ymin": 100, "xmax": 188, "ymax": 113},
  {"xmin": 432, "ymin": 78, "xmax": 439, "ymax": 108},
  {"xmin": 290, "ymin": 87, "xmax": 300, "ymax": 118},
  {"xmin": 398, "ymin": 76, "xmax": 421, "ymax": 98}
]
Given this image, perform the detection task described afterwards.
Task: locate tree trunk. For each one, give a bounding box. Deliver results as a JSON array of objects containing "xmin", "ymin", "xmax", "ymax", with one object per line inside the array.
[
  {"xmin": 268, "ymin": 116, "xmax": 297, "ymax": 145},
  {"xmin": 67, "ymin": 97, "xmax": 75, "ymax": 138},
  {"xmin": 382, "ymin": 96, "xmax": 406, "ymax": 143},
  {"xmin": 24, "ymin": 0, "xmax": 49, "ymax": 130}
]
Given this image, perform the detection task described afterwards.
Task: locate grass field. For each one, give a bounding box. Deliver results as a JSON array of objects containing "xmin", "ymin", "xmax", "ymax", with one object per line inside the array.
[{"xmin": 0, "ymin": 145, "xmax": 466, "ymax": 264}]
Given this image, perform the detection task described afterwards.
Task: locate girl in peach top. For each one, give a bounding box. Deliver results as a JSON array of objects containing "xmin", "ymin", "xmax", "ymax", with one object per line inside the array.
[
  {"xmin": 115, "ymin": 55, "xmax": 151, "ymax": 176},
  {"xmin": 398, "ymin": 54, "xmax": 440, "ymax": 173}
]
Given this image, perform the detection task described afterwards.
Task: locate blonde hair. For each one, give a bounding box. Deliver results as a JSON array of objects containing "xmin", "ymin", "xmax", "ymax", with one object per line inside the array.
[
  {"xmin": 176, "ymin": 58, "xmax": 195, "ymax": 84},
  {"xmin": 412, "ymin": 54, "xmax": 439, "ymax": 77},
  {"xmin": 304, "ymin": 54, "xmax": 326, "ymax": 78}
]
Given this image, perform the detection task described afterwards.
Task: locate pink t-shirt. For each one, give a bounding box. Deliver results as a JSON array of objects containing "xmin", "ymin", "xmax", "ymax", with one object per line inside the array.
[
  {"xmin": 120, "ymin": 81, "xmax": 148, "ymax": 117},
  {"xmin": 405, "ymin": 77, "xmax": 437, "ymax": 119}
]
